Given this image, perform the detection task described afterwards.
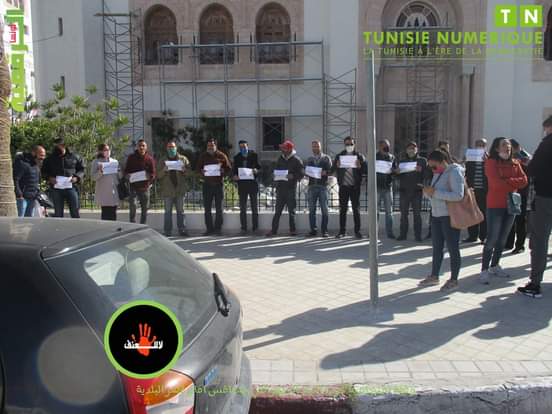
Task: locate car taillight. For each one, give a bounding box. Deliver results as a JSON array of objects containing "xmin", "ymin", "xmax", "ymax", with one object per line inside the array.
[{"xmin": 122, "ymin": 370, "xmax": 195, "ymax": 414}]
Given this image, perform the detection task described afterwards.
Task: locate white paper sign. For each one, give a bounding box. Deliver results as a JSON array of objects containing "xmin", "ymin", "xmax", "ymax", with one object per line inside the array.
[
  {"xmin": 100, "ymin": 161, "xmax": 118, "ymax": 175},
  {"xmin": 238, "ymin": 168, "xmax": 254, "ymax": 180},
  {"xmin": 376, "ymin": 160, "xmax": 393, "ymax": 174},
  {"xmin": 129, "ymin": 170, "xmax": 147, "ymax": 183},
  {"xmin": 399, "ymin": 162, "xmax": 418, "ymax": 173},
  {"xmin": 274, "ymin": 169, "xmax": 288, "ymax": 181},
  {"xmin": 204, "ymin": 164, "xmax": 221, "ymax": 177},
  {"xmin": 165, "ymin": 160, "xmax": 184, "ymax": 171},
  {"xmin": 339, "ymin": 155, "xmax": 357, "ymax": 169},
  {"xmin": 54, "ymin": 176, "xmax": 73, "ymax": 189},
  {"xmin": 466, "ymin": 148, "xmax": 485, "ymax": 162},
  {"xmin": 306, "ymin": 166, "xmax": 322, "ymax": 179}
]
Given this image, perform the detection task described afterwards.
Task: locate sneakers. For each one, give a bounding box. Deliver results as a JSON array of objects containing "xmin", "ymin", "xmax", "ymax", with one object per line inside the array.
[
  {"xmin": 355, "ymin": 232, "xmax": 363, "ymax": 239},
  {"xmin": 440, "ymin": 279, "xmax": 458, "ymax": 292},
  {"xmin": 418, "ymin": 275, "xmax": 440, "ymax": 287},
  {"xmin": 335, "ymin": 233, "xmax": 346, "ymax": 239},
  {"xmin": 517, "ymin": 282, "xmax": 542, "ymax": 298},
  {"xmin": 307, "ymin": 230, "xmax": 318, "ymax": 237},
  {"xmin": 489, "ymin": 265, "xmax": 510, "ymax": 278},
  {"xmin": 322, "ymin": 232, "xmax": 330, "ymax": 238},
  {"xmin": 479, "ymin": 270, "xmax": 491, "ymax": 285},
  {"xmin": 178, "ymin": 230, "xmax": 189, "ymax": 237},
  {"xmin": 265, "ymin": 231, "xmax": 276, "ymax": 237},
  {"xmin": 396, "ymin": 235, "xmax": 407, "ymax": 241}
]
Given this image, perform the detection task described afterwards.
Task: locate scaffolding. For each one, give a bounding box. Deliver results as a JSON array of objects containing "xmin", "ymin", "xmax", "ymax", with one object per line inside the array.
[{"xmin": 100, "ymin": 3, "xmax": 145, "ymax": 144}]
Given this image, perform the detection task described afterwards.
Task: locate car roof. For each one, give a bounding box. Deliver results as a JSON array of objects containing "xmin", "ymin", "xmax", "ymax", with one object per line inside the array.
[{"xmin": 0, "ymin": 218, "xmax": 146, "ymax": 258}]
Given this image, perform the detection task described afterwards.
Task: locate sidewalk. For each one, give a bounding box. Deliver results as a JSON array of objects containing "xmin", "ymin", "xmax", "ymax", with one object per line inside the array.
[{"xmin": 175, "ymin": 234, "xmax": 552, "ymax": 411}]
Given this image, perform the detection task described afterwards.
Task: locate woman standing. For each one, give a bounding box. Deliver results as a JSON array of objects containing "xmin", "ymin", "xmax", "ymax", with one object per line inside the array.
[
  {"xmin": 91, "ymin": 143, "xmax": 120, "ymax": 221},
  {"xmin": 479, "ymin": 137, "xmax": 528, "ymax": 284},
  {"xmin": 418, "ymin": 150, "xmax": 465, "ymax": 291}
]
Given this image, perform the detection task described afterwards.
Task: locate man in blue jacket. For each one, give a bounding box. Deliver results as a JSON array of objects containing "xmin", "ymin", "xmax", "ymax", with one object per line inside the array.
[{"xmin": 13, "ymin": 145, "xmax": 46, "ymax": 217}]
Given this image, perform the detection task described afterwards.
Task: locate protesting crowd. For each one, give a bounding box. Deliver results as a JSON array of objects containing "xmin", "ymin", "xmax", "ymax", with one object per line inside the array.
[{"xmin": 12, "ymin": 116, "xmax": 552, "ymax": 298}]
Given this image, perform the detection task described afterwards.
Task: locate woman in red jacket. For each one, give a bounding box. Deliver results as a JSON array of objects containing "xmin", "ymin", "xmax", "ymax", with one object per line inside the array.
[{"xmin": 479, "ymin": 138, "xmax": 528, "ymax": 284}]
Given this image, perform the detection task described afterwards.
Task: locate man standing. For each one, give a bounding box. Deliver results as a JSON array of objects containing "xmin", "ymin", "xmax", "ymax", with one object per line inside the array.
[
  {"xmin": 395, "ymin": 141, "xmax": 427, "ymax": 241},
  {"xmin": 266, "ymin": 140, "xmax": 304, "ymax": 237},
  {"xmin": 197, "ymin": 138, "xmax": 232, "ymax": 236},
  {"xmin": 376, "ymin": 139, "xmax": 396, "ymax": 239},
  {"xmin": 333, "ymin": 137, "xmax": 367, "ymax": 239},
  {"xmin": 124, "ymin": 139, "xmax": 156, "ymax": 224},
  {"xmin": 306, "ymin": 140, "xmax": 332, "ymax": 238},
  {"xmin": 465, "ymin": 138, "xmax": 488, "ymax": 243},
  {"xmin": 42, "ymin": 138, "xmax": 85, "ymax": 218},
  {"xmin": 518, "ymin": 117, "xmax": 552, "ymax": 298},
  {"xmin": 157, "ymin": 140, "xmax": 190, "ymax": 237},
  {"xmin": 13, "ymin": 145, "xmax": 46, "ymax": 217},
  {"xmin": 233, "ymin": 140, "xmax": 261, "ymax": 235}
]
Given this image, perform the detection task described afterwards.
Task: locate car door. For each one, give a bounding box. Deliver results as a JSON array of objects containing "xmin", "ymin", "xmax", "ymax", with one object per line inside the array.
[{"xmin": 0, "ymin": 351, "xmax": 4, "ymax": 414}]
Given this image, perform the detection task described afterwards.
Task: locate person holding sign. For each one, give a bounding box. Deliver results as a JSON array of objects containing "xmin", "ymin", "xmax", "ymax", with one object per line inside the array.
[
  {"xmin": 91, "ymin": 143, "xmax": 119, "ymax": 221},
  {"xmin": 306, "ymin": 140, "xmax": 332, "ymax": 237},
  {"xmin": 394, "ymin": 141, "xmax": 428, "ymax": 242},
  {"xmin": 42, "ymin": 138, "xmax": 85, "ymax": 218},
  {"xmin": 197, "ymin": 138, "xmax": 232, "ymax": 236},
  {"xmin": 464, "ymin": 138, "xmax": 488, "ymax": 243},
  {"xmin": 233, "ymin": 140, "xmax": 262, "ymax": 234},
  {"xmin": 266, "ymin": 140, "xmax": 304, "ymax": 237},
  {"xmin": 124, "ymin": 139, "xmax": 156, "ymax": 224},
  {"xmin": 157, "ymin": 140, "xmax": 191, "ymax": 237},
  {"xmin": 376, "ymin": 139, "xmax": 396, "ymax": 239},
  {"xmin": 332, "ymin": 137, "xmax": 367, "ymax": 239}
]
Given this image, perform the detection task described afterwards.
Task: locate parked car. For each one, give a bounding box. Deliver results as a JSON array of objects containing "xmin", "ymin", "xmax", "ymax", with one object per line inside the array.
[{"xmin": 0, "ymin": 218, "xmax": 251, "ymax": 414}]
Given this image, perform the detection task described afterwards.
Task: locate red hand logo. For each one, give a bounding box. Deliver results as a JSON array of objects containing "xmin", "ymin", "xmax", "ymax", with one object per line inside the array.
[{"xmin": 131, "ymin": 323, "xmax": 157, "ymax": 357}]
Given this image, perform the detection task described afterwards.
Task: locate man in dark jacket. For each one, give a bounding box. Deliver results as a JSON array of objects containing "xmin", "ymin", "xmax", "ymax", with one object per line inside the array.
[
  {"xmin": 233, "ymin": 140, "xmax": 262, "ymax": 234},
  {"xmin": 41, "ymin": 138, "xmax": 85, "ymax": 218},
  {"xmin": 197, "ymin": 138, "xmax": 232, "ymax": 235},
  {"xmin": 394, "ymin": 141, "xmax": 427, "ymax": 241},
  {"xmin": 124, "ymin": 139, "xmax": 156, "ymax": 224},
  {"xmin": 266, "ymin": 140, "xmax": 304, "ymax": 237},
  {"xmin": 13, "ymin": 145, "xmax": 46, "ymax": 217},
  {"xmin": 518, "ymin": 116, "xmax": 552, "ymax": 298},
  {"xmin": 376, "ymin": 139, "xmax": 395, "ymax": 239},
  {"xmin": 333, "ymin": 136, "xmax": 367, "ymax": 239},
  {"xmin": 465, "ymin": 138, "xmax": 488, "ymax": 243},
  {"xmin": 306, "ymin": 140, "xmax": 332, "ymax": 237}
]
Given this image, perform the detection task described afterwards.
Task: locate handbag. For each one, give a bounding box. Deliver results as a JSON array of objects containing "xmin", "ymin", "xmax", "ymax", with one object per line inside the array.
[
  {"xmin": 117, "ymin": 178, "xmax": 130, "ymax": 201},
  {"xmin": 507, "ymin": 192, "xmax": 522, "ymax": 216},
  {"xmin": 36, "ymin": 191, "xmax": 54, "ymax": 209}
]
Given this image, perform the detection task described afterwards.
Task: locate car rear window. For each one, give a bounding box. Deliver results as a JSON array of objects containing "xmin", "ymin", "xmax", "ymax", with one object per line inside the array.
[{"xmin": 46, "ymin": 229, "xmax": 216, "ymax": 343}]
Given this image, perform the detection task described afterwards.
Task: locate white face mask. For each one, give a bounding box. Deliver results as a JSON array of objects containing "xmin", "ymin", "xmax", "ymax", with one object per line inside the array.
[{"xmin": 345, "ymin": 145, "xmax": 355, "ymax": 153}]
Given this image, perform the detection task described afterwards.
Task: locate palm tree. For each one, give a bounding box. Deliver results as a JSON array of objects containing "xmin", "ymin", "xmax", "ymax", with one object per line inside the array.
[{"xmin": 0, "ymin": 24, "xmax": 15, "ymax": 217}]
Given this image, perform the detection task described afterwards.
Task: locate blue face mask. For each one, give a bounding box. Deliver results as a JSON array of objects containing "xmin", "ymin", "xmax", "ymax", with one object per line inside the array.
[
  {"xmin": 167, "ymin": 148, "xmax": 177, "ymax": 158},
  {"xmin": 240, "ymin": 148, "xmax": 248, "ymax": 157}
]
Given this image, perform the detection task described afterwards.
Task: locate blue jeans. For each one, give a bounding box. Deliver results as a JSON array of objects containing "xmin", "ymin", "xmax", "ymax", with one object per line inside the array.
[
  {"xmin": 482, "ymin": 208, "xmax": 516, "ymax": 271},
  {"xmin": 431, "ymin": 216, "xmax": 461, "ymax": 280},
  {"xmin": 308, "ymin": 185, "xmax": 329, "ymax": 233},
  {"xmin": 17, "ymin": 198, "xmax": 35, "ymax": 217},
  {"xmin": 50, "ymin": 188, "xmax": 80, "ymax": 218},
  {"xmin": 378, "ymin": 189, "xmax": 394, "ymax": 237},
  {"xmin": 164, "ymin": 196, "xmax": 186, "ymax": 234}
]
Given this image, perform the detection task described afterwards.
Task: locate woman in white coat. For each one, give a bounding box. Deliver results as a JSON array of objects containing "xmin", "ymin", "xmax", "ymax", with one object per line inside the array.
[{"xmin": 91, "ymin": 143, "xmax": 120, "ymax": 220}]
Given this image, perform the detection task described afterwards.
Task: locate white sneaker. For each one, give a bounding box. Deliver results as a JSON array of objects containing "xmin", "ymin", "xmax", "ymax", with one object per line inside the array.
[
  {"xmin": 479, "ymin": 270, "xmax": 491, "ymax": 285},
  {"xmin": 489, "ymin": 265, "xmax": 510, "ymax": 278}
]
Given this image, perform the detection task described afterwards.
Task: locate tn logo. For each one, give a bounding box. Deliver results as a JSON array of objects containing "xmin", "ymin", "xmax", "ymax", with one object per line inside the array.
[{"xmin": 495, "ymin": 5, "xmax": 543, "ymax": 27}]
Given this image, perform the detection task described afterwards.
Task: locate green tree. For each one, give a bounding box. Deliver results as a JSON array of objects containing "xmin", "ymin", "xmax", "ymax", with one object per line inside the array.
[{"xmin": 0, "ymin": 31, "xmax": 15, "ymax": 216}]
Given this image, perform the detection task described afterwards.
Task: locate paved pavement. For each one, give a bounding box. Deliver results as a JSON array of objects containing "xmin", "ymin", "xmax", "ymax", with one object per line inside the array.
[{"xmin": 174, "ymin": 234, "xmax": 552, "ymax": 388}]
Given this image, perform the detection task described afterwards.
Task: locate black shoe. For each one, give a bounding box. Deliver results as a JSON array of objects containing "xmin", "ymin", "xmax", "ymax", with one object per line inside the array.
[
  {"xmin": 355, "ymin": 232, "xmax": 363, "ymax": 239},
  {"xmin": 512, "ymin": 247, "xmax": 525, "ymax": 254},
  {"xmin": 463, "ymin": 237, "xmax": 478, "ymax": 243},
  {"xmin": 335, "ymin": 233, "xmax": 346, "ymax": 239},
  {"xmin": 178, "ymin": 230, "xmax": 189, "ymax": 237},
  {"xmin": 240, "ymin": 229, "xmax": 248, "ymax": 236},
  {"xmin": 322, "ymin": 232, "xmax": 330, "ymax": 238},
  {"xmin": 517, "ymin": 282, "xmax": 542, "ymax": 298},
  {"xmin": 396, "ymin": 236, "xmax": 406, "ymax": 241},
  {"xmin": 266, "ymin": 231, "xmax": 276, "ymax": 237},
  {"xmin": 415, "ymin": 236, "xmax": 423, "ymax": 242},
  {"xmin": 164, "ymin": 232, "xmax": 172, "ymax": 238},
  {"xmin": 387, "ymin": 234, "xmax": 396, "ymax": 239},
  {"xmin": 307, "ymin": 230, "xmax": 317, "ymax": 237},
  {"xmin": 213, "ymin": 230, "xmax": 222, "ymax": 236},
  {"xmin": 203, "ymin": 230, "xmax": 214, "ymax": 236}
]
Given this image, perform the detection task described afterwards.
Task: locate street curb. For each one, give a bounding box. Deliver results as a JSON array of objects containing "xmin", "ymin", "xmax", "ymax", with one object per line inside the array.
[{"xmin": 250, "ymin": 394, "xmax": 352, "ymax": 414}]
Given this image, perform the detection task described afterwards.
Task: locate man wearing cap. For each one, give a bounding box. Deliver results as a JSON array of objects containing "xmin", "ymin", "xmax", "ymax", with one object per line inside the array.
[
  {"xmin": 266, "ymin": 140, "xmax": 304, "ymax": 237},
  {"xmin": 233, "ymin": 140, "xmax": 262, "ymax": 234},
  {"xmin": 41, "ymin": 138, "xmax": 85, "ymax": 218},
  {"xmin": 394, "ymin": 141, "xmax": 428, "ymax": 241}
]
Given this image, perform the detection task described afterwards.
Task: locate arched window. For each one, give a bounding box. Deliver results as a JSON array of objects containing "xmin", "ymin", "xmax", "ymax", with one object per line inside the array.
[
  {"xmin": 545, "ymin": 7, "xmax": 552, "ymax": 61},
  {"xmin": 256, "ymin": 3, "xmax": 291, "ymax": 63},
  {"xmin": 199, "ymin": 4, "xmax": 234, "ymax": 64},
  {"xmin": 144, "ymin": 5, "xmax": 178, "ymax": 65},
  {"xmin": 396, "ymin": 2, "xmax": 439, "ymax": 28}
]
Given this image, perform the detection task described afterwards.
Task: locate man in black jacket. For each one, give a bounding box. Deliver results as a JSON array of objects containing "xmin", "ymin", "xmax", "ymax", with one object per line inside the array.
[
  {"xmin": 13, "ymin": 145, "xmax": 46, "ymax": 217},
  {"xmin": 333, "ymin": 137, "xmax": 367, "ymax": 239},
  {"xmin": 266, "ymin": 140, "xmax": 304, "ymax": 237},
  {"xmin": 464, "ymin": 138, "xmax": 488, "ymax": 243},
  {"xmin": 233, "ymin": 140, "xmax": 262, "ymax": 234},
  {"xmin": 518, "ymin": 116, "xmax": 552, "ymax": 298},
  {"xmin": 376, "ymin": 139, "xmax": 396, "ymax": 239},
  {"xmin": 41, "ymin": 138, "xmax": 85, "ymax": 218},
  {"xmin": 395, "ymin": 141, "xmax": 427, "ymax": 241}
]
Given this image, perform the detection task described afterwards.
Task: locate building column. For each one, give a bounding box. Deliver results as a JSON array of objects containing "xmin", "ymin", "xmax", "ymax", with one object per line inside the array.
[{"xmin": 460, "ymin": 64, "xmax": 476, "ymax": 153}]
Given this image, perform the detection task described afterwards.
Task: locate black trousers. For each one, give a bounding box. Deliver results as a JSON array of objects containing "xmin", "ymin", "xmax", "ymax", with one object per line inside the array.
[
  {"xmin": 272, "ymin": 186, "xmax": 297, "ymax": 234},
  {"xmin": 506, "ymin": 193, "xmax": 528, "ymax": 250},
  {"xmin": 468, "ymin": 188, "xmax": 488, "ymax": 241},
  {"xmin": 101, "ymin": 206, "xmax": 117, "ymax": 221},
  {"xmin": 238, "ymin": 182, "xmax": 259, "ymax": 231},
  {"xmin": 399, "ymin": 191, "xmax": 422, "ymax": 239},
  {"xmin": 339, "ymin": 185, "xmax": 361, "ymax": 234},
  {"xmin": 203, "ymin": 183, "xmax": 224, "ymax": 232}
]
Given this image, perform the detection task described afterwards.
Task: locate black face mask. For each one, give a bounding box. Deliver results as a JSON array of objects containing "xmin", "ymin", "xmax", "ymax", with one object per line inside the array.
[{"xmin": 383, "ymin": 146, "xmax": 390, "ymax": 153}]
